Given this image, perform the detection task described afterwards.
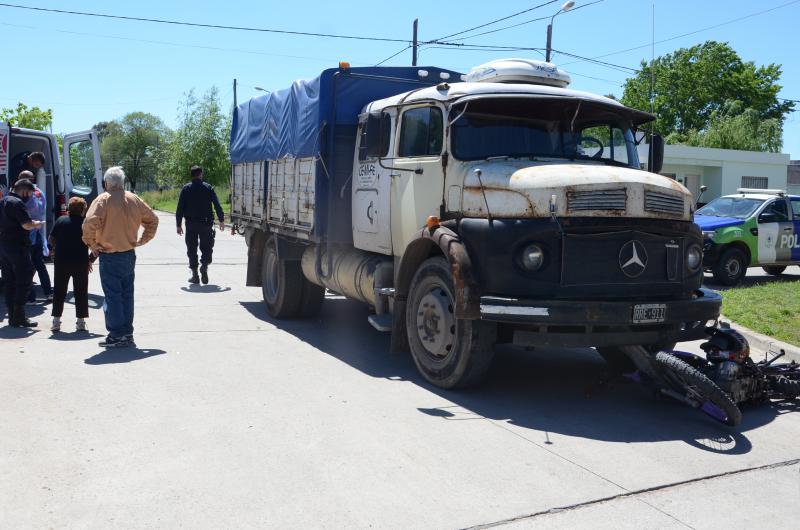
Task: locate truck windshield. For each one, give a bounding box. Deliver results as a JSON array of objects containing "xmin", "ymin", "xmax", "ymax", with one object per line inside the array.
[
  {"xmin": 450, "ymin": 97, "xmax": 640, "ymax": 168},
  {"xmin": 696, "ymin": 197, "xmax": 764, "ymax": 219}
]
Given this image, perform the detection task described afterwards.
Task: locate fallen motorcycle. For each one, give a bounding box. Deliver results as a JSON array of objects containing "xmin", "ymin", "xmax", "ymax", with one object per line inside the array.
[{"xmin": 614, "ymin": 325, "xmax": 800, "ymax": 427}]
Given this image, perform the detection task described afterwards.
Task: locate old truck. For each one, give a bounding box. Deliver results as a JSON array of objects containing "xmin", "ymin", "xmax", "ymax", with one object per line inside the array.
[
  {"xmin": 1, "ymin": 122, "xmax": 103, "ymax": 227},
  {"xmin": 229, "ymin": 59, "xmax": 721, "ymax": 388}
]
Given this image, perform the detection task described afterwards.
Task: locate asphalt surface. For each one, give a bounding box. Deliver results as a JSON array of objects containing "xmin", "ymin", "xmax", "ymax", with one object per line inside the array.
[{"xmin": 2, "ymin": 211, "xmax": 799, "ymax": 529}]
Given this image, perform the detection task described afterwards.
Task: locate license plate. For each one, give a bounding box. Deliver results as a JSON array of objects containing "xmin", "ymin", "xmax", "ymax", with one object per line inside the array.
[{"xmin": 632, "ymin": 303, "xmax": 667, "ymax": 324}]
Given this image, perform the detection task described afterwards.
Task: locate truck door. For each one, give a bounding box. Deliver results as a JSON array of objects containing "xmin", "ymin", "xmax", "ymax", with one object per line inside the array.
[
  {"xmin": 352, "ymin": 111, "xmax": 393, "ymax": 255},
  {"xmin": 63, "ymin": 130, "xmax": 102, "ymax": 205},
  {"xmin": 389, "ymin": 105, "xmax": 446, "ymax": 254},
  {"xmin": 756, "ymin": 198, "xmax": 792, "ymax": 264}
]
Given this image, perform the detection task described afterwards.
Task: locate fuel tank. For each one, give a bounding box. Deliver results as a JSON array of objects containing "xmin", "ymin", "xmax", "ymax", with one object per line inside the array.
[{"xmin": 301, "ymin": 245, "xmax": 393, "ymax": 306}]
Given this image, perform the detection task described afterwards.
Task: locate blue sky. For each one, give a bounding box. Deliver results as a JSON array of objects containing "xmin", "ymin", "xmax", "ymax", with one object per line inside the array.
[{"xmin": 1, "ymin": 0, "xmax": 798, "ymax": 157}]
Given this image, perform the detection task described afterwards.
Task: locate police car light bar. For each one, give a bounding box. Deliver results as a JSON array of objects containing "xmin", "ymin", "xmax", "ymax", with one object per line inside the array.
[{"xmin": 737, "ymin": 188, "xmax": 786, "ymax": 196}]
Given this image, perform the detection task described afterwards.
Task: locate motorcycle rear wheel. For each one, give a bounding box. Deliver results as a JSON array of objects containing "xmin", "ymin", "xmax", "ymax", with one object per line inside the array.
[
  {"xmin": 769, "ymin": 376, "xmax": 800, "ymax": 398},
  {"xmin": 654, "ymin": 351, "xmax": 742, "ymax": 427}
]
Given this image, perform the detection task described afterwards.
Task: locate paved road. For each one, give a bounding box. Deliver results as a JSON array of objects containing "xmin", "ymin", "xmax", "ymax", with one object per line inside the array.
[{"xmin": 2, "ymin": 212, "xmax": 799, "ymax": 529}]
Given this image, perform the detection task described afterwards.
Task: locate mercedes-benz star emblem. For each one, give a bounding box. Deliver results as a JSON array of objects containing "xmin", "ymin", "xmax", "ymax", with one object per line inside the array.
[{"xmin": 619, "ymin": 240, "xmax": 648, "ymax": 278}]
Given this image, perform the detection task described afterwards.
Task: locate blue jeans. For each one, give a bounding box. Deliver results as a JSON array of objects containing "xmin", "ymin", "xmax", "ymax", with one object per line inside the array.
[{"xmin": 99, "ymin": 251, "xmax": 136, "ymax": 338}]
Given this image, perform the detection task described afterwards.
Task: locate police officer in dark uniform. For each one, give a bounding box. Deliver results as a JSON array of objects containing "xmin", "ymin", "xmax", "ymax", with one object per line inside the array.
[
  {"xmin": 0, "ymin": 178, "xmax": 44, "ymax": 327},
  {"xmin": 175, "ymin": 165, "xmax": 224, "ymax": 284}
]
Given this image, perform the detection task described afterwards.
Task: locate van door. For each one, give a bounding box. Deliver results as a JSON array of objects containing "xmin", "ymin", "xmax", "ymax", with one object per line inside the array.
[
  {"xmin": 63, "ymin": 130, "xmax": 102, "ymax": 205},
  {"xmin": 0, "ymin": 122, "xmax": 9, "ymax": 196}
]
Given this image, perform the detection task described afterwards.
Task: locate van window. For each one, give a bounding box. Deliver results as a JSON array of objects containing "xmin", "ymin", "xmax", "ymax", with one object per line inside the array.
[
  {"xmin": 398, "ymin": 107, "xmax": 442, "ymax": 157},
  {"xmin": 69, "ymin": 140, "xmax": 95, "ymax": 191}
]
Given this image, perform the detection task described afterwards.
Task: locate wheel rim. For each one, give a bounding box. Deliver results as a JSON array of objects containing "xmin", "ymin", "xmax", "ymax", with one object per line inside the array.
[
  {"xmin": 415, "ymin": 284, "xmax": 456, "ymax": 359},
  {"xmin": 725, "ymin": 258, "xmax": 741, "ymax": 277},
  {"xmin": 264, "ymin": 249, "xmax": 279, "ymax": 304}
]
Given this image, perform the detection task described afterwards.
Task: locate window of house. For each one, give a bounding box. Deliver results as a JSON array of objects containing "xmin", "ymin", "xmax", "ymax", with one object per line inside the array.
[
  {"xmin": 398, "ymin": 107, "xmax": 443, "ymax": 157},
  {"xmin": 741, "ymin": 176, "xmax": 768, "ymax": 189}
]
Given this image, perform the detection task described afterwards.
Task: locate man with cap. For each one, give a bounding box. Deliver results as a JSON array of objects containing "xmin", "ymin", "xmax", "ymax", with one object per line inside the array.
[
  {"xmin": 0, "ymin": 176, "xmax": 44, "ymax": 327},
  {"xmin": 175, "ymin": 165, "xmax": 224, "ymax": 284}
]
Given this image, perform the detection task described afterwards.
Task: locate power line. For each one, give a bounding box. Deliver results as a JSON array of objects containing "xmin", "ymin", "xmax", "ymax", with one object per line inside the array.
[
  {"xmin": 0, "ymin": 2, "xmax": 411, "ymax": 43},
  {"xmin": 441, "ymin": 1, "xmax": 605, "ymax": 43},
  {"xmin": 432, "ymin": 0, "xmax": 558, "ymax": 42},
  {"xmin": 0, "ymin": 22, "xmax": 356, "ymax": 64},
  {"xmin": 560, "ymin": 0, "xmax": 800, "ymax": 66},
  {"xmin": 375, "ymin": 46, "xmax": 411, "ymax": 66}
]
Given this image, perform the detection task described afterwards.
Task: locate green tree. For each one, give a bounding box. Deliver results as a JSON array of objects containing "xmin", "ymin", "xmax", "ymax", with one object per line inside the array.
[
  {"xmin": 101, "ymin": 112, "xmax": 167, "ymax": 191},
  {"xmin": 670, "ymin": 100, "xmax": 783, "ymax": 152},
  {"xmin": 0, "ymin": 102, "xmax": 53, "ymax": 130},
  {"xmin": 621, "ymin": 41, "xmax": 794, "ymax": 141},
  {"xmin": 158, "ymin": 87, "xmax": 230, "ymax": 187}
]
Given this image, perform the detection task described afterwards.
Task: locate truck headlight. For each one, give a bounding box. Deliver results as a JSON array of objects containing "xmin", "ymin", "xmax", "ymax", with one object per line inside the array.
[
  {"xmin": 702, "ymin": 230, "xmax": 716, "ymax": 240},
  {"xmin": 520, "ymin": 244, "xmax": 545, "ymax": 271},
  {"xmin": 686, "ymin": 245, "xmax": 702, "ymax": 271}
]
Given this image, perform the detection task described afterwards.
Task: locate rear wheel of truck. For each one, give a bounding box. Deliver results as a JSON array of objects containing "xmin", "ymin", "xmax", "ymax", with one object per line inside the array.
[
  {"xmin": 762, "ymin": 265, "xmax": 787, "ymax": 276},
  {"xmin": 261, "ymin": 236, "xmax": 303, "ymax": 318},
  {"xmin": 711, "ymin": 247, "xmax": 748, "ymax": 286},
  {"xmin": 406, "ymin": 257, "xmax": 496, "ymax": 389}
]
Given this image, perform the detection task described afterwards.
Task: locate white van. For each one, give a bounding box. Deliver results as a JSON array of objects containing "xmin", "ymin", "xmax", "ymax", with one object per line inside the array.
[{"xmin": 1, "ymin": 122, "xmax": 102, "ymax": 232}]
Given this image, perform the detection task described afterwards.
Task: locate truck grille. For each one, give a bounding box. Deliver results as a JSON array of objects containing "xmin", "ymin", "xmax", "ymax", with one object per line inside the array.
[
  {"xmin": 645, "ymin": 191, "xmax": 684, "ymax": 216},
  {"xmin": 567, "ymin": 189, "xmax": 626, "ymax": 211}
]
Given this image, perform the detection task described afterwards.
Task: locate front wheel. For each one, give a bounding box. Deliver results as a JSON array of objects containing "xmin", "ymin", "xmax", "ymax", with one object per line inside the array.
[
  {"xmin": 406, "ymin": 257, "xmax": 496, "ymax": 389},
  {"xmin": 654, "ymin": 351, "xmax": 742, "ymax": 426},
  {"xmin": 712, "ymin": 247, "xmax": 748, "ymax": 286},
  {"xmin": 762, "ymin": 265, "xmax": 787, "ymax": 276}
]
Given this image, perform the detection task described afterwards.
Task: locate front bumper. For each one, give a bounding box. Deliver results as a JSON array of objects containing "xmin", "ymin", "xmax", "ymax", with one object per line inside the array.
[{"xmin": 480, "ymin": 288, "xmax": 722, "ymax": 348}]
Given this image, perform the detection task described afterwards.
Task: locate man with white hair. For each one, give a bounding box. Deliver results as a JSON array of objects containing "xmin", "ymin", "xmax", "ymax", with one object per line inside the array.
[{"xmin": 82, "ymin": 167, "xmax": 159, "ymax": 348}]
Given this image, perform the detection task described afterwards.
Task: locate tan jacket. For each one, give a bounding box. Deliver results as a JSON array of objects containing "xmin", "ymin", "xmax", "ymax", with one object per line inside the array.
[{"xmin": 82, "ymin": 190, "xmax": 159, "ymax": 253}]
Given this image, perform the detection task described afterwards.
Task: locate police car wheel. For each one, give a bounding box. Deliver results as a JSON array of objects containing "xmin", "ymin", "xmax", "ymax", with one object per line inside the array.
[
  {"xmin": 762, "ymin": 265, "xmax": 787, "ymax": 276},
  {"xmin": 406, "ymin": 257, "xmax": 496, "ymax": 389},
  {"xmin": 712, "ymin": 247, "xmax": 748, "ymax": 286}
]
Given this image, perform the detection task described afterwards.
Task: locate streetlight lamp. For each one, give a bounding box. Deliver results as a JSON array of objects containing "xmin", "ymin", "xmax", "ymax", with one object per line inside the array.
[
  {"xmin": 254, "ymin": 87, "xmax": 269, "ymax": 93},
  {"xmin": 545, "ymin": 1, "xmax": 575, "ymax": 62}
]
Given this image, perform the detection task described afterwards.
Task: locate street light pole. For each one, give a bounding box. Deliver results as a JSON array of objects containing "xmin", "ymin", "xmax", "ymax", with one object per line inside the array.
[{"xmin": 545, "ymin": 1, "xmax": 575, "ymax": 63}]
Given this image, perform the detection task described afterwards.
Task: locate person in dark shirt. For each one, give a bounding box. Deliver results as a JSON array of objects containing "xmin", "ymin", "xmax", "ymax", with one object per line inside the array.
[
  {"xmin": 9, "ymin": 151, "xmax": 46, "ymax": 181},
  {"xmin": 48, "ymin": 197, "xmax": 95, "ymax": 332},
  {"xmin": 175, "ymin": 165, "xmax": 225, "ymax": 284},
  {"xmin": 0, "ymin": 178, "xmax": 44, "ymax": 327}
]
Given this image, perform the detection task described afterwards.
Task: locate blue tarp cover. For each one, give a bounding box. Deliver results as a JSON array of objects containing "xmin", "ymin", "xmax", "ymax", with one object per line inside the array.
[{"xmin": 230, "ymin": 66, "xmax": 462, "ymax": 164}]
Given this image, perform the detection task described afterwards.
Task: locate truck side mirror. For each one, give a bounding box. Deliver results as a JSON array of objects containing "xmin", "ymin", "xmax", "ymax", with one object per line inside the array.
[
  {"xmin": 364, "ymin": 113, "xmax": 391, "ymax": 158},
  {"xmin": 648, "ymin": 134, "xmax": 664, "ymax": 174}
]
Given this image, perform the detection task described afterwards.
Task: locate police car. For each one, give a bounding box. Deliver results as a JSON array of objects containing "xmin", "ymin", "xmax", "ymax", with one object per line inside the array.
[{"xmin": 695, "ymin": 188, "xmax": 800, "ymax": 285}]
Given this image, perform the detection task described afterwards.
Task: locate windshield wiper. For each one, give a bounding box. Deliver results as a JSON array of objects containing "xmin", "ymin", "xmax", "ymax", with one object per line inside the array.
[{"xmin": 571, "ymin": 155, "xmax": 631, "ymax": 168}]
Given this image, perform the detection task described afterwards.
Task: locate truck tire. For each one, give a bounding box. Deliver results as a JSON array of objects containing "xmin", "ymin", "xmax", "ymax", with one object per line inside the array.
[
  {"xmin": 406, "ymin": 257, "xmax": 496, "ymax": 389},
  {"xmin": 762, "ymin": 265, "xmax": 787, "ymax": 276},
  {"xmin": 298, "ymin": 281, "xmax": 325, "ymax": 318},
  {"xmin": 261, "ymin": 236, "xmax": 303, "ymax": 318},
  {"xmin": 712, "ymin": 247, "xmax": 748, "ymax": 286}
]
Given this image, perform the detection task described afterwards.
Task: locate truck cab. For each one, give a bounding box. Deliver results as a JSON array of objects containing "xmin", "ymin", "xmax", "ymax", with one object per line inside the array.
[
  {"xmin": 230, "ymin": 59, "xmax": 721, "ymax": 389},
  {"xmin": 1, "ymin": 122, "xmax": 103, "ymax": 230}
]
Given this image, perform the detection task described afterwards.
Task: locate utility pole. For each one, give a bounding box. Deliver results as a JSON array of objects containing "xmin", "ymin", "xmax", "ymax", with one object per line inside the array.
[
  {"xmin": 545, "ymin": 24, "xmax": 553, "ymax": 62},
  {"xmin": 412, "ymin": 19, "xmax": 418, "ymax": 66},
  {"xmin": 233, "ymin": 78, "xmax": 238, "ymax": 108}
]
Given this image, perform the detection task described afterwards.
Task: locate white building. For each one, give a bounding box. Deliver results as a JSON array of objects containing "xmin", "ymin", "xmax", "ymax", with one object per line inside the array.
[{"xmin": 638, "ymin": 144, "xmax": 791, "ymax": 201}]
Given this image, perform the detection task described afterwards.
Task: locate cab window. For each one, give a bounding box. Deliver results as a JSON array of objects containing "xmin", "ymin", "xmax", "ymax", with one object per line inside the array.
[
  {"xmin": 759, "ymin": 199, "xmax": 789, "ymax": 223},
  {"xmin": 398, "ymin": 107, "xmax": 442, "ymax": 157},
  {"xmin": 791, "ymin": 199, "xmax": 800, "ymax": 219}
]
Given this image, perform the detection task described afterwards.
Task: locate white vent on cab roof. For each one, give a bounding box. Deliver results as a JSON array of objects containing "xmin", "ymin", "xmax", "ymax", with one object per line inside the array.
[{"xmin": 465, "ymin": 59, "xmax": 571, "ymax": 88}]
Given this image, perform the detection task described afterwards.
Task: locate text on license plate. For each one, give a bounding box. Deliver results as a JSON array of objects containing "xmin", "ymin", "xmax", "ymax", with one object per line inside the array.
[{"xmin": 632, "ymin": 304, "xmax": 667, "ymax": 324}]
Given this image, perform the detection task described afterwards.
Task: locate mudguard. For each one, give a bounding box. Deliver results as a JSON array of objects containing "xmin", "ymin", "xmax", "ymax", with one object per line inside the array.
[{"xmin": 395, "ymin": 224, "xmax": 481, "ymax": 320}]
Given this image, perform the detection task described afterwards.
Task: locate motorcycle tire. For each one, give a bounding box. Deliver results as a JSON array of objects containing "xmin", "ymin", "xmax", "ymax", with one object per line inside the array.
[
  {"xmin": 769, "ymin": 376, "xmax": 800, "ymax": 398},
  {"xmin": 654, "ymin": 351, "xmax": 742, "ymax": 427}
]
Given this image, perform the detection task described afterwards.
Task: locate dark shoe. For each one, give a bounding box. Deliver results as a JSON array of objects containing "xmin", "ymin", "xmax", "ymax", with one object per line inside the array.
[
  {"xmin": 200, "ymin": 266, "xmax": 209, "ymax": 285},
  {"xmin": 189, "ymin": 268, "xmax": 200, "ymax": 284},
  {"xmin": 99, "ymin": 335, "xmax": 132, "ymax": 348},
  {"xmin": 11, "ymin": 306, "xmax": 37, "ymax": 327}
]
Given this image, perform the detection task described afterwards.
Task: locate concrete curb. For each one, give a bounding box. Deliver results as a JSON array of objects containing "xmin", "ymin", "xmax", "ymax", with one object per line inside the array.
[{"xmin": 720, "ymin": 316, "xmax": 800, "ymax": 361}]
